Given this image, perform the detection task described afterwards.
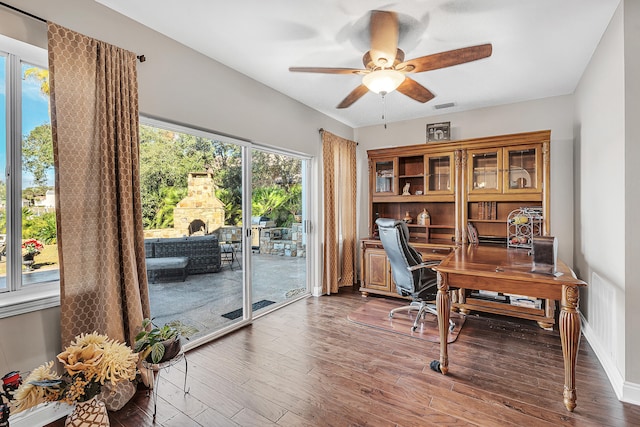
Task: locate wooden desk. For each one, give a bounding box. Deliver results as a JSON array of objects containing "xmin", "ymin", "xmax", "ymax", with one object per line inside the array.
[{"xmin": 435, "ymin": 245, "xmax": 587, "ymax": 412}]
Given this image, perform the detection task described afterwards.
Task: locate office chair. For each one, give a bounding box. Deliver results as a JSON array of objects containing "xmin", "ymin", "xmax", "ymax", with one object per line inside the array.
[{"xmin": 375, "ymin": 218, "xmax": 454, "ymax": 333}]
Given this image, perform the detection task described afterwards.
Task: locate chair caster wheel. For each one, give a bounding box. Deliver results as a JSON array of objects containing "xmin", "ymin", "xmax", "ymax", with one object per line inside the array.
[
  {"xmin": 389, "ymin": 313, "xmax": 394, "ymax": 319},
  {"xmin": 429, "ymin": 360, "xmax": 441, "ymax": 373},
  {"xmin": 411, "ymin": 326, "xmax": 417, "ymax": 332}
]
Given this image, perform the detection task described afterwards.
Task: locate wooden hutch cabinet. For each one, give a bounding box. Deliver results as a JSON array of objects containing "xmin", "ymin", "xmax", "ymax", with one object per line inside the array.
[{"xmin": 360, "ymin": 130, "xmax": 555, "ymax": 327}]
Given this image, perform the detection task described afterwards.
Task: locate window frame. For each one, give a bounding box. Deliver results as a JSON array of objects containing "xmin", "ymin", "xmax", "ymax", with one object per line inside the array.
[{"xmin": 0, "ymin": 35, "xmax": 60, "ymax": 318}]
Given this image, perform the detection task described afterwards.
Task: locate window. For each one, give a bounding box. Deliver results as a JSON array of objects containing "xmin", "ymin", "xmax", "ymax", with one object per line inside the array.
[{"xmin": 0, "ymin": 35, "xmax": 59, "ymax": 316}]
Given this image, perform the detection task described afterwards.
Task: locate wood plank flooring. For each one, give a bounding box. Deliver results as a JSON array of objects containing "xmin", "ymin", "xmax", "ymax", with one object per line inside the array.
[{"xmin": 47, "ymin": 288, "xmax": 640, "ymax": 426}]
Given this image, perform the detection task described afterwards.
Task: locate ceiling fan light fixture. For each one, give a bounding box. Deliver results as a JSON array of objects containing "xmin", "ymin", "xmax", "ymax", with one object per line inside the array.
[{"xmin": 362, "ymin": 69, "xmax": 405, "ymax": 94}]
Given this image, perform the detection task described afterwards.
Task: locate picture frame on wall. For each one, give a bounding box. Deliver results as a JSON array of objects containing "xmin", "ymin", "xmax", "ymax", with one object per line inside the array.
[{"xmin": 426, "ymin": 122, "xmax": 451, "ymax": 142}]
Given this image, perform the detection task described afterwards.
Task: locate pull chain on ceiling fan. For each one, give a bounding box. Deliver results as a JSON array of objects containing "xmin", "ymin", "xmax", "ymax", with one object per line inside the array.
[{"xmin": 289, "ymin": 10, "xmax": 493, "ymax": 109}]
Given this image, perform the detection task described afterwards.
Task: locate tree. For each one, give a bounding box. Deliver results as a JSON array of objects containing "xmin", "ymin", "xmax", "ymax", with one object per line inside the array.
[
  {"xmin": 252, "ymin": 151, "xmax": 301, "ymax": 189},
  {"xmin": 251, "ymin": 186, "xmax": 290, "ymax": 223},
  {"xmin": 24, "ymin": 67, "xmax": 50, "ymax": 97},
  {"xmin": 151, "ymin": 187, "xmax": 186, "ymax": 229},
  {"xmin": 213, "ymin": 189, "xmax": 239, "ymax": 225},
  {"xmin": 23, "ymin": 124, "xmax": 54, "ymax": 188}
]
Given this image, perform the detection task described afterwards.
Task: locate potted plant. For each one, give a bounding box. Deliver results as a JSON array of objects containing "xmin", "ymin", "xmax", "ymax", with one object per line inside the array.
[
  {"xmin": 134, "ymin": 318, "xmax": 197, "ymax": 364},
  {"xmin": 21, "ymin": 238, "xmax": 44, "ymax": 270}
]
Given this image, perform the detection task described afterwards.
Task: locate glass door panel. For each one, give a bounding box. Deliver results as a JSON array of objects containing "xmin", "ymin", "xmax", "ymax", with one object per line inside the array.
[
  {"xmin": 140, "ymin": 123, "xmax": 245, "ymax": 341},
  {"xmin": 504, "ymin": 146, "xmax": 541, "ymax": 192},
  {"xmin": 250, "ymin": 149, "xmax": 308, "ymax": 316},
  {"xmin": 468, "ymin": 149, "xmax": 502, "ymax": 193},
  {"xmin": 426, "ymin": 153, "xmax": 453, "ymax": 194},
  {"xmin": 374, "ymin": 158, "xmax": 396, "ymax": 195}
]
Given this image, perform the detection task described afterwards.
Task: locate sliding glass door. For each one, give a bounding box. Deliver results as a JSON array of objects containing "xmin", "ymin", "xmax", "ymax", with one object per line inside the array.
[{"xmin": 140, "ymin": 119, "xmax": 309, "ymax": 345}]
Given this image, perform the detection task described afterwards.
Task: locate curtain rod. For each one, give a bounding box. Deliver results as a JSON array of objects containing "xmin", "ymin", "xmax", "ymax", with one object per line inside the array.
[
  {"xmin": 0, "ymin": 1, "xmax": 146, "ymax": 62},
  {"xmin": 318, "ymin": 128, "xmax": 358, "ymax": 145}
]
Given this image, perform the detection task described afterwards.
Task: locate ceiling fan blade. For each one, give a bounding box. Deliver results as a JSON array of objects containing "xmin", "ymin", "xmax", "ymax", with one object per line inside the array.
[
  {"xmin": 369, "ymin": 10, "xmax": 399, "ymax": 68},
  {"xmin": 396, "ymin": 77, "xmax": 435, "ymax": 103},
  {"xmin": 399, "ymin": 43, "xmax": 493, "ymax": 73},
  {"xmin": 289, "ymin": 66, "xmax": 367, "ymax": 75},
  {"xmin": 337, "ymin": 84, "xmax": 369, "ymax": 109}
]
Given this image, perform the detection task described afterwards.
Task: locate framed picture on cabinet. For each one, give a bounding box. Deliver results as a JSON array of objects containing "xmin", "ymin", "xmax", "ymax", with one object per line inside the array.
[{"xmin": 426, "ymin": 122, "xmax": 451, "ymax": 142}]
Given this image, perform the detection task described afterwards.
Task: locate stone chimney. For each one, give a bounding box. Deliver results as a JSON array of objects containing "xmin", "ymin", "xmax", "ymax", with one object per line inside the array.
[{"xmin": 173, "ymin": 172, "xmax": 225, "ymax": 235}]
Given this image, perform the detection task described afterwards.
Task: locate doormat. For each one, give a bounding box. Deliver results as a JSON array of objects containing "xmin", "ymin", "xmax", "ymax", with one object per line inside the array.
[
  {"xmin": 347, "ymin": 298, "xmax": 466, "ymax": 343},
  {"xmin": 221, "ymin": 299, "xmax": 276, "ymax": 320}
]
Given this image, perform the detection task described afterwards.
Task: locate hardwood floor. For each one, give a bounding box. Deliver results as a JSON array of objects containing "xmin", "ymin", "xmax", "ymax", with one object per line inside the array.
[{"xmin": 47, "ymin": 288, "xmax": 640, "ymax": 426}]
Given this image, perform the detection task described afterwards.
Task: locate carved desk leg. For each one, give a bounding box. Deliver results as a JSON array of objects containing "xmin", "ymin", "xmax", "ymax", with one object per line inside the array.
[
  {"xmin": 436, "ymin": 271, "xmax": 450, "ymax": 374},
  {"xmin": 560, "ymin": 284, "xmax": 580, "ymax": 412}
]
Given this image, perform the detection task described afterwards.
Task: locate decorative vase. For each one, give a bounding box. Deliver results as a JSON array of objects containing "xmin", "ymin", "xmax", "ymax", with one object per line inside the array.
[
  {"xmin": 417, "ymin": 208, "xmax": 431, "ymax": 226},
  {"xmin": 403, "ymin": 211, "xmax": 413, "ymax": 224},
  {"xmin": 22, "ymin": 253, "xmax": 35, "ymax": 271},
  {"xmin": 65, "ymin": 396, "xmax": 110, "ymax": 427}
]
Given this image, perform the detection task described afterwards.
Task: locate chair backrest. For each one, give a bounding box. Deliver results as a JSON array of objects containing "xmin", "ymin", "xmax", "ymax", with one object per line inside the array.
[{"xmin": 375, "ymin": 218, "xmax": 436, "ymax": 297}]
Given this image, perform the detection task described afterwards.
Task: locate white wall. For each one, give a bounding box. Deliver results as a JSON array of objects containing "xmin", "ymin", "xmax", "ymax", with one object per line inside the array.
[
  {"xmin": 0, "ymin": 0, "xmax": 352, "ymax": 374},
  {"xmin": 623, "ymin": 0, "xmax": 640, "ymax": 389},
  {"xmin": 354, "ymin": 95, "xmax": 575, "ymax": 264},
  {"xmin": 574, "ymin": 0, "xmax": 640, "ymax": 404},
  {"xmin": 574, "ymin": 0, "xmax": 625, "ymax": 386}
]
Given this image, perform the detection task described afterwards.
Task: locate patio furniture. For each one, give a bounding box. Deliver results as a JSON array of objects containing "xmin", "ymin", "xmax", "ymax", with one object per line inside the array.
[
  {"xmin": 145, "ymin": 235, "xmax": 221, "ymax": 281},
  {"xmin": 220, "ymin": 243, "xmax": 240, "ymax": 270},
  {"xmin": 146, "ymin": 257, "xmax": 189, "ymax": 283}
]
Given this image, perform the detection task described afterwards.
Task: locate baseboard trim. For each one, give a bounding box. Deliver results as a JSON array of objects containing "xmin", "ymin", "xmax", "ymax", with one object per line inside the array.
[
  {"xmin": 582, "ymin": 315, "xmax": 640, "ymax": 406},
  {"xmin": 622, "ymin": 378, "xmax": 640, "ymax": 406},
  {"xmin": 10, "ymin": 403, "xmax": 72, "ymax": 427}
]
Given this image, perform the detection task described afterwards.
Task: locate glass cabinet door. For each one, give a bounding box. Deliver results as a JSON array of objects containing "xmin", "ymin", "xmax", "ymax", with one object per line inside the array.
[
  {"xmin": 468, "ymin": 148, "xmax": 502, "ymax": 193},
  {"xmin": 503, "ymin": 145, "xmax": 541, "ymax": 192},
  {"xmin": 426, "ymin": 153, "xmax": 453, "ymax": 194},
  {"xmin": 373, "ymin": 158, "xmax": 396, "ymax": 195}
]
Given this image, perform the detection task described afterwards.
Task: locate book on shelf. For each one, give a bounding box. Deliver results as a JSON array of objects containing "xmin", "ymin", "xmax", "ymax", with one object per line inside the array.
[
  {"xmin": 467, "ymin": 222, "xmax": 479, "ymax": 245},
  {"xmin": 477, "ymin": 201, "xmax": 497, "ymax": 220}
]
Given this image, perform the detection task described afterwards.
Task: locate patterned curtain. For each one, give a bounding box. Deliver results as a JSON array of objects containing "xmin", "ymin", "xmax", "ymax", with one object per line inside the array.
[
  {"xmin": 48, "ymin": 23, "xmax": 150, "ymax": 346},
  {"xmin": 322, "ymin": 130, "xmax": 357, "ymax": 294}
]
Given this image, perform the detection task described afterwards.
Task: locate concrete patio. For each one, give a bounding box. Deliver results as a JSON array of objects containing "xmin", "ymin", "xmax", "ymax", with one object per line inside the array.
[{"xmin": 147, "ymin": 251, "xmax": 308, "ymax": 340}]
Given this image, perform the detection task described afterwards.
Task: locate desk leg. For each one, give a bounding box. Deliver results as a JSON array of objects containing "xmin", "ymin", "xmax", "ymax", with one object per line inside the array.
[
  {"xmin": 436, "ymin": 271, "xmax": 450, "ymax": 375},
  {"xmin": 560, "ymin": 285, "xmax": 580, "ymax": 412}
]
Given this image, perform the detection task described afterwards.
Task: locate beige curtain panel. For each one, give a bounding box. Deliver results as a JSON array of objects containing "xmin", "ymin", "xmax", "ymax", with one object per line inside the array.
[
  {"xmin": 322, "ymin": 130, "xmax": 357, "ymax": 294},
  {"xmin": 48, "ymin": 22, "xmax": 150, "ymax": 347}
]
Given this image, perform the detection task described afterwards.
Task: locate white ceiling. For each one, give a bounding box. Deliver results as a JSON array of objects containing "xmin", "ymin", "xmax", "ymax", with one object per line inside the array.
[{"xmin": 96, "ymin": 0, "xmax": 619, "ymax": 128}]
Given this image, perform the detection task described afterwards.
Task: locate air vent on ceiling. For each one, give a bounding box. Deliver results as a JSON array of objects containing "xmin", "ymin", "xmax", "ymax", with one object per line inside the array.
[{"xmin": 434, "ymin": 102, "xmax": 456, "ymax": 110}]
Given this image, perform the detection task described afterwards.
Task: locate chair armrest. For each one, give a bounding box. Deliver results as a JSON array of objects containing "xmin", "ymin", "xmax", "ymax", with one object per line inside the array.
[{"xmin": 407, "ymin": 260, "xmax": 440, "ymax": 272}]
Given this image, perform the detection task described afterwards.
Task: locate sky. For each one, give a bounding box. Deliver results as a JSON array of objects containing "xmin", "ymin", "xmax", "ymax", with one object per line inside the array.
[{"xmin": 0, "ymin": 57, "xmax": 53, "ymax": 188}]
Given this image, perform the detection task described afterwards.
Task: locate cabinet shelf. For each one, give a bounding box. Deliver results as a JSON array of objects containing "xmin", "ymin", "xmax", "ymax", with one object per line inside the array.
[
  {"xmin": 372, "ymin": 195, "xmax": 455, "ymax": 203},
  {"xmin": 399, "ymin": 174, "xmax": 424, "ymax": 178},
  {"xmin": 470, "ymin": 219, "xmax": 504, "ymax": 223}
]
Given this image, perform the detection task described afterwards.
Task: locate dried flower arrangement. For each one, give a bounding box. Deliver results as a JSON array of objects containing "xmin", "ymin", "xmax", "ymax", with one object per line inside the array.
[{"xmin": 11, "ymin": 332, "xmax": 138, "ymax": 413}]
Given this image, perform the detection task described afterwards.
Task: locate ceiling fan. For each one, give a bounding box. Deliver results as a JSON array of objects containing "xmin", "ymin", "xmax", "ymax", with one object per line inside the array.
[{"xmin": 289, "ymin": 10, "xmax": 492, "ymax": 108}]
